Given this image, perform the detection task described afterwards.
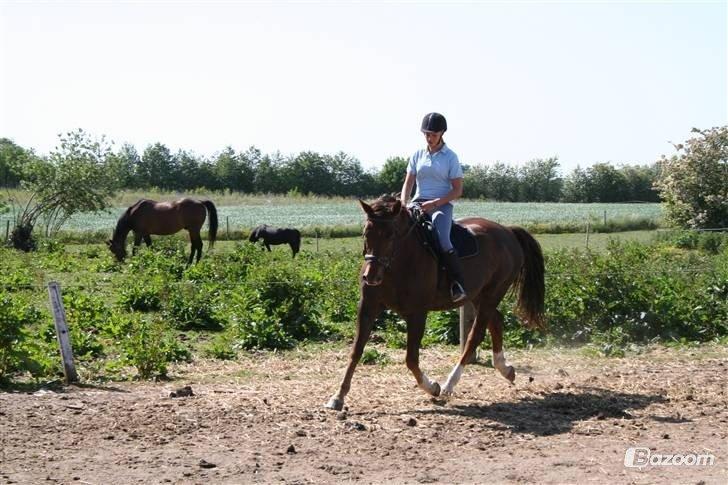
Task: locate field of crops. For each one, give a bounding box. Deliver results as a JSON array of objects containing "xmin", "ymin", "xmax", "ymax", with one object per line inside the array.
[{"xmin": 0, "ymin": 199, "xmax": 663, "ymax": 234}]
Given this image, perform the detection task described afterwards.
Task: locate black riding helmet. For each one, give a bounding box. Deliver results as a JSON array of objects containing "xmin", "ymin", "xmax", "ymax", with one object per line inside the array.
[{"xmin": 421, "ymin": 112, "xmax": 447, "ymax": 133}]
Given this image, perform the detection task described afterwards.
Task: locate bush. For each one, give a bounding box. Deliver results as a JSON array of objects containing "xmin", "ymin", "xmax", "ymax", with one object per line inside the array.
[
  {"xmin": 164, "ymin": 284, "xmax": 223, "ymax": 331},
  {"xmin": 116, "ymin": 314, "xmax": 191, "ymax": 379},
  {"xmin": 117, "ymin": 275, "xmax": 164, "ymax": 312},
  {"xmin": 0, "ymin": 293, "xmax": 42, "ymax": 381}
]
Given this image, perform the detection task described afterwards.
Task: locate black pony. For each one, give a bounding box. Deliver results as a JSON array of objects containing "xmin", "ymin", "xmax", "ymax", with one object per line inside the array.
[{"xmin": 248, "ymin": 225, "xmax": 301, "ymax": 258}]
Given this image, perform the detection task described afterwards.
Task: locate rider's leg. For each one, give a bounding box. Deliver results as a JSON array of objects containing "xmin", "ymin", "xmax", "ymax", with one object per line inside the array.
[{"xmin": 432, "ymin": 204, "xmax": 466, "ymax": 303}]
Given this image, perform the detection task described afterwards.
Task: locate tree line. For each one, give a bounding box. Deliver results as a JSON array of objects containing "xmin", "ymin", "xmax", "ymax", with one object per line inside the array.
[{"xmin": 0, "ymin": 131, "xmax": 661, "ymax": 203}]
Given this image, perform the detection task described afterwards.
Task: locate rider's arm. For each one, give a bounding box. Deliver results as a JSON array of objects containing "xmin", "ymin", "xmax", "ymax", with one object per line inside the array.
[
  {"xmin": 423, "ymin": 177, "xmax": 463, "ymax": 212},
  {"xmin": 400, "ymin": 171, "xmax": 416, "ymax": 206}
]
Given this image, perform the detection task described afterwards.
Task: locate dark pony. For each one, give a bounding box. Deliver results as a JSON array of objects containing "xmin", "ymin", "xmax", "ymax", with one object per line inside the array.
[
  {"xmin": 248, "ymin": 225, "xmax": 301, "ymax": 258},
  {"xmin": 107, "ymin": 198, "xmax": 218, "ymax": 264},
  {"xmin": 326, "ymin": 195, "xmax": 545, "ymax": 410}
]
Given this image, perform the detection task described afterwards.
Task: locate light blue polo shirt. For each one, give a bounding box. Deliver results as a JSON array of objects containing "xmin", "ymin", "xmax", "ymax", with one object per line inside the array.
[{"xmin": 408, "ymin": 143, "xmax": 463, "ymax": 200}]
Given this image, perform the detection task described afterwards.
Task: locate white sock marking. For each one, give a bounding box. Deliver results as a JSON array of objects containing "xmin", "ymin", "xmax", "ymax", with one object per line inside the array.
[
  {"xmin": 418, "ymin": 372, "xmax": 437, "ymax": 395},
  {"xmin": 442, "ymin": 364, "xmax": 464, "ymax": 396},
  {"xmin": 493, "ymin": 351, "xmax": 512, "ymax": 378}
]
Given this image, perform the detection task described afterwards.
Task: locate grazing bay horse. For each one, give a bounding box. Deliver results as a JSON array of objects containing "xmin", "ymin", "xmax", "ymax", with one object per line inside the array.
[
  {"xmin": 326, "ymin": 195, "xmax": 545, "ymax": 410},
  {"xmin": 249, "ymin": 225, "xmax": 301, "ymax": 258},
  {"xmin": 107, "ymin": 198, "xmax": 218, "ymax": 264}
]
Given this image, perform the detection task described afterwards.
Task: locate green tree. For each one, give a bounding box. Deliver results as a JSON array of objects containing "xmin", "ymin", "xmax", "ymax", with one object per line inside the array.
[
  {"xmin": 655, "ymin": 126, "xmax": 728, "ymax": 228},
  {"xmin": 174, "ymin": 150, "xmax": 206, "ymax": 190},
  {"xmin": 378, "ymin": 156, "xmax": 408, "ymax": 195},
  {"xmin": 213, "ymin": 146, "xmax": 255, "ymax": 193},
  {"xmin": 283, "ymin": 151, "xmax": 334, "ymax": 195},
  {"xmin": 327, "ymin": 152, "xmax": 367, "ymax": 196},
  {"xmin": 562, "ymin": 166, "xmax": 592, "ymax": 202},
  {"xmin": 587, "ymin": 163, "xmax": 628, "ymax": 202},
  {"xmin": 518, "ymin": 157, "xmax": 563, "ymax": 202},
  {"xmin": 253, "ymin": 152, "xmax": 287, "ymax": 194},
  {"xmin": 0, "ymin": 138, "xmax": 34, "ymax": 188},
  {"xmin": 620, "ymin": 163, "xmax": 660, "ymax": 202},
  {"xmin": 10, "ymin": 129, "xmax": 117, "ymax": 250},
  {"xmin": 106, "ymin": 143, "xmax": 140, "ymax": 189},
  {"xmin": 138, "ymin": 143, "xmax": 177, "ymax": 189}
]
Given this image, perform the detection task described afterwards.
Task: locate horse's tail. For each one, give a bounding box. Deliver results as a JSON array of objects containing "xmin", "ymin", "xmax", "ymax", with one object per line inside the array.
[
  {"xmin": 511, "ymin": 226, "xmax": 545, "ymax": 329},
  {"xmin": 203, "ymin": 200, "xmax": 218, "ymax": 248}
]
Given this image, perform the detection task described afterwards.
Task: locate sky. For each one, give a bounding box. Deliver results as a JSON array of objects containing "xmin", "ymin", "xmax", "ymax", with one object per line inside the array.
[{"xmin": 1, "ymin": 0, "xmax": 726, "ymax": 172}]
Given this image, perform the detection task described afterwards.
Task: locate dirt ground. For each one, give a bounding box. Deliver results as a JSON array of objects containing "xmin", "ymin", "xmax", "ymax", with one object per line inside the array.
[{"xmin": 1, "ymin": 344, "xmax": 726, "ymax": 484}]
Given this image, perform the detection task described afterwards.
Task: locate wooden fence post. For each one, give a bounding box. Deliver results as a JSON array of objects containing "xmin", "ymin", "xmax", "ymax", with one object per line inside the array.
[
  {"xmin": 47, "ymin": 282, "xmax": 79, "ymax": 384},
  {"xmin": 226, "ymin": 216, "xmax": 230, "ymax": 239},
  {"xmin": 459, "ymin": 301, "xmax": 477, "ymax": 364},
  {"xmin": 4, "ymin": 220, "xmax": 9, "ymax": 242},
  {"xmin": 585, "ymin": 220, "xmax": 590, "ymax": 250}
]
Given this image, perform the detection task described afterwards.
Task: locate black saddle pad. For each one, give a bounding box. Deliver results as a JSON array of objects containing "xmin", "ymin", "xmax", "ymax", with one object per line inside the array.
[
  {"xmin": 410, "ymin": 205, "xmax": 479, "ymax": 259},
  {"xmin": 451, "ymin": 223, "xmax": 478, "ymax": 259}
]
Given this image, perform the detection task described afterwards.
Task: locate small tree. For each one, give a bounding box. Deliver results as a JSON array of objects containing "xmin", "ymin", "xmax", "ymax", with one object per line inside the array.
[
  {"xmin": 655, "ymin": 126, "xmax": 728, "ymax": 229},
  {"xmin": 378, "ymin": 156, "xmax": 408, "ymax": 195},
  {"xmin": 10, "ymin": 129, "xmax": 117, "ymax": 250}
]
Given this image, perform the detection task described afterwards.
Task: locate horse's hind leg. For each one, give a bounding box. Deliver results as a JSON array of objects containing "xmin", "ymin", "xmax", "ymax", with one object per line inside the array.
[
  {"xmin": 188, "ymin": 232, "xmax": 203, "ymax": 264},
  {"xmin": 488, "ymin": 309, "xmax": 516, "ymax": 383},
  {"xmin": 405, "ymin": 312, "xmax": 440, "ymax": 397},
  {"xmin": 143, "ymin": 235, "xmax": 152, "ymax": 247},
  {"xmin": 325, "ymin": 299, "xmax": 382, "ymax": 411},
  {"xmin": 441, "ymin": 303, "xmax": 489, "ymax": 396}
]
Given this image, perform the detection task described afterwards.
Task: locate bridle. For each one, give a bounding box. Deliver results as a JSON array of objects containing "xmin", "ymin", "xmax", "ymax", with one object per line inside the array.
[{"xmin": 362, "ymin": 208, "xmax": 418, "ymax": 270}]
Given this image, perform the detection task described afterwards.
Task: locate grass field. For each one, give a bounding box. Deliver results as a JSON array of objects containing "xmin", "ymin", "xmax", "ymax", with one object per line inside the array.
[
  {"xmin": 0, "ymin": 193, "xmax": 663, "ymax": 235},
  {"xmin": 62, "ymin": 230, "xmax": 658, "ymax": 258}
]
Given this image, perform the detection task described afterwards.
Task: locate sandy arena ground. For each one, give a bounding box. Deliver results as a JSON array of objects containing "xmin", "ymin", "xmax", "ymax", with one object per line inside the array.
[{"xmin": 1, "ymin": 344, "xmax": 726, "ymax": 484}]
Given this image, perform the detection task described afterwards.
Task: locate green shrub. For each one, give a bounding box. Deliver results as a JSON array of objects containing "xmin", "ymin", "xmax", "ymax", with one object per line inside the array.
[
  {"xmin": 117, "ymin": 314, "xmax": 191, "ymax": 379},
  {"xmin": 425, "ymin": 310, "xmax": 460, "ymax": 345},
  {"xmin": 117, "ymin": 275, "xmax": 164, "ymax": 312},
  {"xmin": 361, "ymin": 347, "xmax": 390, "ymax": 365},
  {"xmin": 164, "ymin": 284, "xmax": 223, "ymax": 331},
  {"xmin": 61, "ymin": 290, "xmax": 110, "ymax": 359},
  {"xmin": 0, "ymin": 292, "xmax": 42, "ymax": 381}
]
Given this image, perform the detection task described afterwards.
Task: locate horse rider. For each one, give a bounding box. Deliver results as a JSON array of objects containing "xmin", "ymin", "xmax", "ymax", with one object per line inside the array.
[{"xmin": 400, "ymin": 112, "xmax": 466, "ymax": 303}]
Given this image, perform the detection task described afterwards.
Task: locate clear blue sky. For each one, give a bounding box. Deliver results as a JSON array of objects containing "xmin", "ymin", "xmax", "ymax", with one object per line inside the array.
[{"xmin": 1, "ymin": 0, "xmax": 725, "ymax": 171}]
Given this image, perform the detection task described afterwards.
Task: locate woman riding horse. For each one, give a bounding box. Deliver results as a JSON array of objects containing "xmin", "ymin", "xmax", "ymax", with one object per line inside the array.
[{"xmin": 325, "ymin": 194, "xmax": 545, "ymax": 411}]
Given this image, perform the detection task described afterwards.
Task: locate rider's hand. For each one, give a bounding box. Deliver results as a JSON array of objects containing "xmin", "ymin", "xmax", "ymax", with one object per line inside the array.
[{"xmin": 422, "ymin": 200, "xmax": 439, "ymax": 214}]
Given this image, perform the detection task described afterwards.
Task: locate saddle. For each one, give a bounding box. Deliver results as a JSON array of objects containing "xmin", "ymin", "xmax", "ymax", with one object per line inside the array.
[{"xmin": 408, "ymin": 204, "xmax": 479, "ymax": 263}]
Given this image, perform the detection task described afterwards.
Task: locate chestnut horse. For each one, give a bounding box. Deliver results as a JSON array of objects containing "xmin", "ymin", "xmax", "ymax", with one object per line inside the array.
[
  {"xmin": 325, "ymin": 195, "xmax": 545, "ymax": 410},
  {"xmin": 107, "ymin": 198, "xmax": 218, "ymax": 264}
]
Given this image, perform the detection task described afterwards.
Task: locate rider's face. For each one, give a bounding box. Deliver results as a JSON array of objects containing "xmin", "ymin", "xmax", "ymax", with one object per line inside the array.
[{"xmin": 423, "ymin": 131, "xmax": 443, "ymax": 150}]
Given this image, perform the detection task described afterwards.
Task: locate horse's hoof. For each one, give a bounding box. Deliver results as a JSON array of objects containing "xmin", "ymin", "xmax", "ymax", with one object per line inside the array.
[
  {"xmin": 506, "ymin": 366, "xmax": 516, "ymax": 384},
  {"xmin": 430, "ymin": 381, "xmax": 441, "ymax": 397},
  {"xmin": 325, "ymin": 397, "xmax": 344, "ymax": 411}
]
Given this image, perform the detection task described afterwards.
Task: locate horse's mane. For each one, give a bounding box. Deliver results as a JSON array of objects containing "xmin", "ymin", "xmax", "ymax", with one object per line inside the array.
[
  {"xmin": 112, "ymin": 202, "xmax": 138, "ymax": 241},
  {"xmin": 369, "ymin": 193, "xmax": 402, "ymax": 219}
]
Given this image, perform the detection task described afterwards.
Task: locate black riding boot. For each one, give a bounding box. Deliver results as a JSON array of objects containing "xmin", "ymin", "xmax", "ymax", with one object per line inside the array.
[{"xmin": 443, "ymin": 249, "xmax": 467, "ymax": 303}]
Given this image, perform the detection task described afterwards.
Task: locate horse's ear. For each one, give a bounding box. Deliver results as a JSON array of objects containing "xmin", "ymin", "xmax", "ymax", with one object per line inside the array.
[
  {"xmin": 392, "ymin": 200, "xmax": 402, "ymax": 215},
  {"xmin": 359, "ymin": 200, "xmax": 374, "ymax": 216}
]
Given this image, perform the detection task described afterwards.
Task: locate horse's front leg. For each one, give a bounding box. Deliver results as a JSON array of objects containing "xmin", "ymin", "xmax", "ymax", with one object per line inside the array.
[
  {"xmin": 405, "ymin": 312, "xmax": 440, "ymax": 397},
  {"xmin": 325, "ymin": 296, "xmax": 382, "ymax": 411},
  {"xmin": 132, "ymin": 233, "xmax": 143, "ymax": 255},
  {"xmin": 143, "ymin": 235, "xmax": 152, "ymax": 247},
  {"xmin": 264, "ymin": 242, "xmax": 271, "ymax": 252}
]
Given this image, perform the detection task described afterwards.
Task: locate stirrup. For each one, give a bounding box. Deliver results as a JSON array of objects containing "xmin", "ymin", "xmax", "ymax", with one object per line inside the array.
[{"xmin": 451, "ymin": 282, "xmax": 466, "ymax": 303}]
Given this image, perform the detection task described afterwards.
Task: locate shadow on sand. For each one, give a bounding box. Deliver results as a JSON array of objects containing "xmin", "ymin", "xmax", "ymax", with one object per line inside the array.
[{"xmin": 416, "ymin": 386, "xmax": 668, "ymax": 436}]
